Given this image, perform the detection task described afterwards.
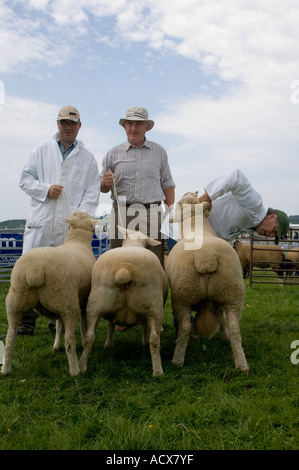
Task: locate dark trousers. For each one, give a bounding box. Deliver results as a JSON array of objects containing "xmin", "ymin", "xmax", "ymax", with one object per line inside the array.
[{"xmin": 110, "ymin": 203, "xmax": 165, "ymax": 268}]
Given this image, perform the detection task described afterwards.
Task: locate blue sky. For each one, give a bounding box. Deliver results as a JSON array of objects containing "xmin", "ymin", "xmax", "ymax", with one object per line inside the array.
[{"xmin": 1, "ymin": 0, "xmax": 299, "ymax": 221}]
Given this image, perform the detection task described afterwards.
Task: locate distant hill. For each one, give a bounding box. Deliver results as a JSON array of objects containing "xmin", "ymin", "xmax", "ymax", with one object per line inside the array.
[
  {"xmin": 0, "ymin": 219, "xmax": 26, "ymax": 229},
  {"xmin": 0, "ymin": 215, "xmax": 107, "ymax": 230},
  {"xmin": 289, "ymin": 215, "xmax": 299, "ymax": 224}
]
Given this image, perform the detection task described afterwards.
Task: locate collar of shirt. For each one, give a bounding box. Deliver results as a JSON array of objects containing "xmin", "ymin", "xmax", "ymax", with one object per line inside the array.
[
  {"xmin": 125, "ymin": 138, "xmax": 152, "ymax": 151},
  {"xmin": 56, "ymin": 135, "xmax": 77, "ymax": 160}
]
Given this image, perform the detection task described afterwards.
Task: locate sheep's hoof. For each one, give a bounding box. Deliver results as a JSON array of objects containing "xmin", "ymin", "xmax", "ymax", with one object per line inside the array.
[
  {"xmin": 79, "ymin": 360, "xmax": 87, "ymax": 374},
  {"xmin": 237, "ymin": 365, "xmax": 249, "ymax": 375},
  {"xmin": 153, "ymin": 369, "xmax": 164, "ymax": 377},
  {"xmin": 1, "ymin": 367, "xmax": 11, "ymax": 376},
  {"xmin": 172, "ymin": 359, "xmax": 184, "ymax": 367}
]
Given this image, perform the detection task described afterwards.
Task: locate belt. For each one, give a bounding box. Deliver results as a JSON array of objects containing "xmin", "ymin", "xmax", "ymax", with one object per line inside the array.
[{"xmin": 114, "ymin": 201, "xmax": 161, "ymax": 209}]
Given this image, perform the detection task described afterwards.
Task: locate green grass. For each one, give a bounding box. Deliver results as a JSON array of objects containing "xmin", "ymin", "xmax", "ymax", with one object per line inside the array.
[{"xmin": 0, "ymin": 280, "xmax": 298, "ymax": 450}]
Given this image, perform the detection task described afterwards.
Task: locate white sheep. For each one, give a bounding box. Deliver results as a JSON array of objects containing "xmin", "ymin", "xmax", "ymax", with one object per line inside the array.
[
  {"xmin": 166, "ymin": 192, "xmax": 249, "ymax": 373},
  {"xmin": 79, "ymin": 227, "xmax": 168, "ymax": 377},
  {"xmin": 1, "ymin": 211, "xmax": 98, "ymax": 377}
]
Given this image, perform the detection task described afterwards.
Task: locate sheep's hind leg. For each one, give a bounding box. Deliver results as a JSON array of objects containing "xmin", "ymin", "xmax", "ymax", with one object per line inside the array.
[
  {"xmin": 217, "ymin": 307, "xmax": 230, "ymax": 341},
  {"xmin": 148, "ymin": 316, "xmax": 163, "ymax": 376},
  {"xmin": 141, "ymin": 321, "xmax": 149, "ymax": 346},
  {"xmin": 104, "ymin": 321, "xmax": 115, "ymax": 348},
  {"xmin": 53, "ymin": 318, "xmax": 64, "ymax": 352},
  {"xmin": 79, "ymin": 315, "xmax": 99, "ymax": 373},
  {"xmin": 1, "ymin": 310, "xmax": 23, "ymax": 375},
  {"xmin": 172, "ymin": 308, "xmax": 192, "ymax": 367},
  {"xmin": 80, "ymin": 312, "xmax": 87, "ymax": 343},
  {"xmin": 63, "ymin": 316, "xmax": 80, "ymax": 377},
  {"xmin": 226, "ymin": 309, "xmax": 249, "ymax": 373}
]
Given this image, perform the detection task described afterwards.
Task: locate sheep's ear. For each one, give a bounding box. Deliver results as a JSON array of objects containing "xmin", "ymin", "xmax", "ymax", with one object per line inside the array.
[
  {"xmin": 117, "ymin": 225, "xmax": 127, "ymax": 238},
  {"xmin": 146, "ymin": 237, "xmax": 161, "ymax": 247},
  {"xmin": 65, "ymin": 217, "xmax": 72, "ymax": 228}
]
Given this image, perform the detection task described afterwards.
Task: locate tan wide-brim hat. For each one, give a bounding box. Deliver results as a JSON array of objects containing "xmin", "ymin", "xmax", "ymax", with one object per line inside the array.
[
  {"xmin": 119, "ymin": 107, "xmax": 154, "ymax": 130},
  {"xmin": 57, "ymin": 105, "xmax": 80, "ymax": 122}
]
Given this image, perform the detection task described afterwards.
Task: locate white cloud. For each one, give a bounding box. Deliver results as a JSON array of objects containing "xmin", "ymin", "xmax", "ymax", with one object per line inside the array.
[
  {"xmin": 0, "ymin": 2, "xmax": 72, "ymax": 74},
  {"xmin": 0, "ymin": 95, "xmax": 115, "ymax": 220},
  {"xmin": 1, "ymin": 0, "xmax": 299, "ymax": 219},
  {"xmin": 50, "ymin": 0, "xmax": 89, "ymax": 24}
]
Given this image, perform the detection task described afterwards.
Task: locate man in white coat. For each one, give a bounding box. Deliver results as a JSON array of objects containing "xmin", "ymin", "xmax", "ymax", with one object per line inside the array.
[{"xmin": 17, "ymin": 105, "xmax": 100, "ymax": 335}]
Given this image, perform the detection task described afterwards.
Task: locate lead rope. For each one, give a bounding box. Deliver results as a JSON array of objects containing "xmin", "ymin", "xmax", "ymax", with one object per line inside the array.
[
  {"xmin": 49, "ymin": 191, "xmax": 68, "ymax": 246},
  {"xmin": 111, "ymin": 172, "xmax": 124, "ymax": 228}
]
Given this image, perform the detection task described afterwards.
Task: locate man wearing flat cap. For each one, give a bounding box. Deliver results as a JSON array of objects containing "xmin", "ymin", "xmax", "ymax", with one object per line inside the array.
[
  {"xmin": 162, "ymin": 167, "xmax": 289, "ymax": 245},
  {"xmin": 161, "ymin": 166, "xmax": 289, "ymax": 338},
  {"xmin": 101, "ymin": 106, "xmax": 175, "ymax": 267}
]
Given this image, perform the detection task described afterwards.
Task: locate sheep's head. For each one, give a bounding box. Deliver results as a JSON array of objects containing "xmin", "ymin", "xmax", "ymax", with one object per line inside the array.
[
  {"xmin": 117, "ymin": 226, "xmax": 161, "ymax": 248},
  {"xmin": 177, "ymin": 191, "xmax": 199, "ymax": 206},
  {"xmin": 233, "ymin": 239, "xmax": 244, "ymax": 253},
  {"xmin": 169, "ymin": 192, "xmax": 198, "ymax": 223},
  {"xmin": 66, "ymin": 211, "xmax": 98, "ymax": 232},
  {"xmin": 169, "ymin": 192, "xmax": 210, "ymax": 225}
]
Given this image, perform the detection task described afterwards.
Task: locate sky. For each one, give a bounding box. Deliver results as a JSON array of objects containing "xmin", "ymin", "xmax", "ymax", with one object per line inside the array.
[{"xmin": 1, "ymin": 0, "xmax": 299, "ymax": 222}]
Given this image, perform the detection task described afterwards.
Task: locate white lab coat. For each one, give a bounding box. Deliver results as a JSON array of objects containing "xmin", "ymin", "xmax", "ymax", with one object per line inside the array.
[
  {"xmin": 20, "ymin": 135, "xmax": 100, "ymax": 252},
  {"xmin": 161, "ymin": 168, "xmax": 268, "ymax": 241}
]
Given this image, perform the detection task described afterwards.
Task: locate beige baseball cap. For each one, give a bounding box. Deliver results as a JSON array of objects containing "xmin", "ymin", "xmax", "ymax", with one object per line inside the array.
[{"xmin": 57, "ymin": 105, "xmax": 80, "ymax": 122}]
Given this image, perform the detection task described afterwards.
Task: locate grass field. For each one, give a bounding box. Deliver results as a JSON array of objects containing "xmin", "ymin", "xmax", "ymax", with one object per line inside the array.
[{"xmin": 0, "ymin": 279, "xmax": 298, "ymax": 451}]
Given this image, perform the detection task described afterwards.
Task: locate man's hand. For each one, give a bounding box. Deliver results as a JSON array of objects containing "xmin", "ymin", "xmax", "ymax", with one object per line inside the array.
[
  {"xmin": 48, "ymin": 185, "xmax": 64, "ymax": 199},
  {"xmin": 100, "ymin": 170, "xmax": 114, "ymax": 192},
  {"xmin": 198, "ymin": 191, "xmax": 212, "ymax": 211}
]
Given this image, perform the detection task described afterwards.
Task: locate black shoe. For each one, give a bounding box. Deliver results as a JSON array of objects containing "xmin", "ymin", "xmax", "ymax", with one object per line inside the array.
[
  {"xmin": 0, "ymin": 329, "xmax": 34, "ymax": 339},
  {"xmin": 48, "ymin": 321, "xmax": 56, "ymax": 333},
  {"xmin": 17, "ymin": 327, "xmax": 35, "ymax": 336}
]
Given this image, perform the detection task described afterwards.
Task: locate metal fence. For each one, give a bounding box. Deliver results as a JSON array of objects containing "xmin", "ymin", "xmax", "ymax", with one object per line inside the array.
[
  {"xmin": 0, "ymin": 228, "xmax": 110, "ymax": 283},
  {"xmin": 0, "ymin": 230, "xmax": 24, "ymax": 283},
  {"xmin": 248, "ymin": 234, "xmax": 299, "ymax": 286}
]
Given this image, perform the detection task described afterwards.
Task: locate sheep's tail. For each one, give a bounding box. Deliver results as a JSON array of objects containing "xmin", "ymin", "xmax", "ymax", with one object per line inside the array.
[
  {"xmin": 194, "ymin": 253, "xmax": 218, "ymax": 274},
  {"xmin": 114, "ymin": 267, "xmax": 132, "ymax": 286},
  {"xmin": 25, "ymin": 266, "xmax": 45, "ymax": 289}
]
